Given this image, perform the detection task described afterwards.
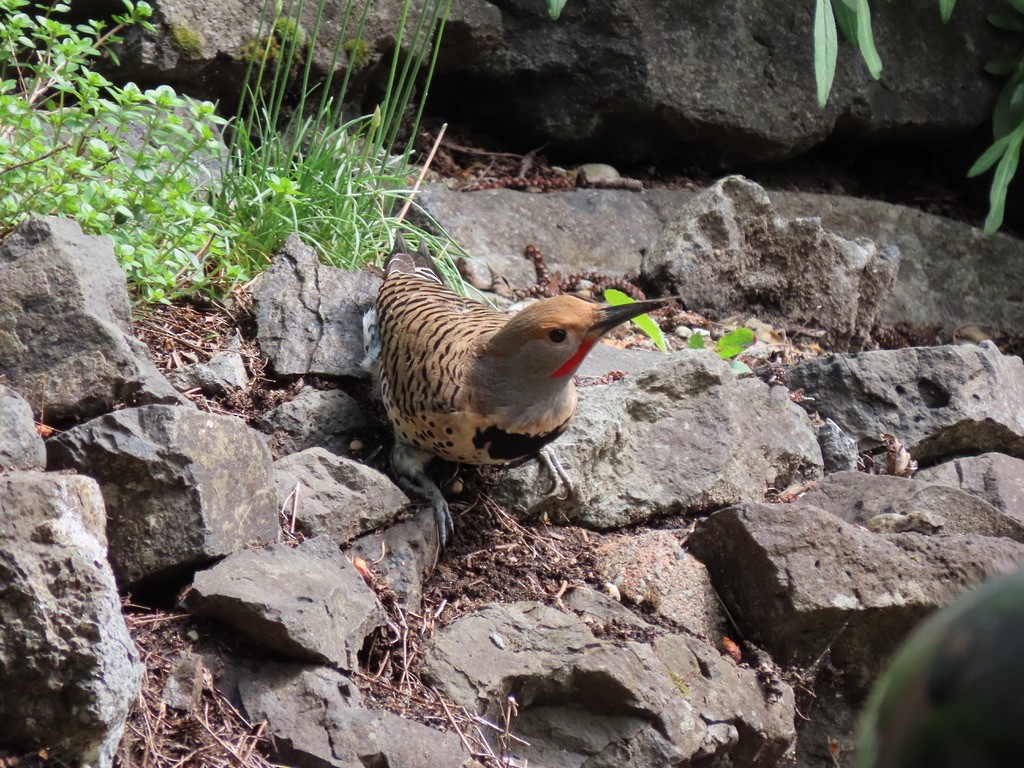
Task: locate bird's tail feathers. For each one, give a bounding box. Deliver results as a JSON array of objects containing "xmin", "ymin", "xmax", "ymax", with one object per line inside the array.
[{"xmin": 385, "ymin": 232, "xmax": 444, "ymax": 285}]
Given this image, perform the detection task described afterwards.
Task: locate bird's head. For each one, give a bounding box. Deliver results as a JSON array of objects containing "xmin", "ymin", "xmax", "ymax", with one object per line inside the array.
[{"xmin": 480, "ymin": 294, "xmax": 672, "ymax": 381}]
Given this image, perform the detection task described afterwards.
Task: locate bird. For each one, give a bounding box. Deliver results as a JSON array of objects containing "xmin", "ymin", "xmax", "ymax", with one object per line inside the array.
[
  {"xmin": 856, "ymin": 566, "xmax": 1024, "ymax": 768},
  {"xmin": 362, "ymin": 237, "xmax": 672, "ymax": 545}
]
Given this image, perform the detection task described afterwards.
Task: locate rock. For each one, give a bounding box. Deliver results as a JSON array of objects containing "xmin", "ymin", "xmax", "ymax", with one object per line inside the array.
[
  {"xmin": 772, "ymin": 190, "xmax": 1024, "ymax": 337},
  {"xmin": 786, "ymin": 342, "xmax": 1024, "ymax": 463},
  {"xmin": 0, "ymin": 472, "xmax": 143, "ymax": 768},
  {"xmin": 491, "ymin": 351, "xmax": 822, "ymax": 528},
  {"xmin": 817, "ymin": 418, "xmax": 861, "ymax": 474},
  {"xmin": 47, "ymin": 405, "xmax": 279, "ymax": 587},
  {"xmin": 423, "ymin": 600, "xmax": 793, "ymax": 767},
  {"xmin": 349, "ymin": 513, "xmax": 440, "ymax": 611},
  {"xmin": 640, "ymin": 177, "xmax": 900, "ymax": 350},
  {"xmin": 593, "ymin": 529, "xmax": 726, "ymax": 639},
  {"xmin": 166, "ymin": 340, "xmax": 248, "ymax": 396},
  {"xmin": 0, "ymin": 216, "xmax": 186, "ymax": 422},
  {"xmin": 257, "ymin": 387, "xmax": 367, "ymax": 456},
  {"xmin": 161, "ymin": 654, "xmax": 205, "ymax": 712},
  {"xmin": 576, "ymin": 341, "xmax": 667, "ymax": 378},
  {"xmin": 236, "ymin": 661, "xmax": 473, "ymax": 768},
  {"xmin": 417, "ymin": 184, "xmax": 689, "ymax": 287},
  {"xmin": 564, "ymin": 585, "xmax": 655, "ymax": 632},
  {"xmin": 651, "ymin": 633, "xmax": 797, "ymax": 766},
  {"xmin": 0, "ymin": 384, "xmax": 45, "ymax": 469},
  {"xmin": 273, "ymin": 447, "xmax": 409, "ymax": 545},
  {"xmin": 185, "ymin": 535, "xmax": 385, "ymax": 669},
  {"xmin": 431, "ymin": 1, "xmax": 1007, "ymax": 166},
  {"xmin": 688, "ymin": 501, "xmax": 1024, "ymax": 687},
  {"xmin": 915, "ymin": 453, "xmax": 1024, "ymax": 525},
  {"xmin": 252, "ymin": 235, "xmax": 380, "ymax": 378},
  {"xmin": 802, "ymin": 471, "xmax": 1024, "ymax": 542}
]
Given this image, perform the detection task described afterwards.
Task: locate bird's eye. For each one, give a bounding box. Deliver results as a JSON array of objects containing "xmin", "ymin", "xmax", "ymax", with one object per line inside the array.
[{"xmin": 548, "ymin": 329, "xmax": 567, "ymax": 343}]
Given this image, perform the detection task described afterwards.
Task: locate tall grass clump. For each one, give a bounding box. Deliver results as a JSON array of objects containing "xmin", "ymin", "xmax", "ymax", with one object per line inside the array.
[{"xmin": 215, "ymin": 0, "xmax": 454, "ymax": 279}]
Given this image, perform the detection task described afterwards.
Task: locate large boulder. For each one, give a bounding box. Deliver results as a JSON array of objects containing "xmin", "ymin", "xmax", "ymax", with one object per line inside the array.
[
  {"xmin": 185, "ymin": 536, "xmax": 385, "ymax": 669},
  {"xmin": 491, "ymin": 351, "xmax": 822, "ymax": 527},
  {"xmin": 0, "ymin": 472, "xmax": 143, "ymax": 768},
  {"xmin": 641, "ymin": 176, "xmax": 899, "ymax": 351},
  {"xmin": 47, "ymin": 404, "xmax": 279, "ymax": 586},
  {"xmin": 916, "ymin": 453, "xmax": 1024, "ymax": 524},
  {"xmin": 786, "ymin": 342, "xmax": 1024, "ymax": 463},
  {"xmin": 0, "ymin": 216, "xmax": 185, "ymax": 422},
  {"xmin": 252, "ymin": 235, "xmax": 380, "ymax": 378}
]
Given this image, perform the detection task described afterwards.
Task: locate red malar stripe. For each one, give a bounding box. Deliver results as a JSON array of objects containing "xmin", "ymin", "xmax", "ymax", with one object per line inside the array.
[{"xmin": 551, "ymin": 339, "xmax": 596, "ymax": 378}]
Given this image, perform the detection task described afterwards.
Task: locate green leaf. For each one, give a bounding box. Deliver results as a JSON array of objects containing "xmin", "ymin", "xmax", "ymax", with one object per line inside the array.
[
  {"xmin": 833, "ymin": 0, "xmax": 859, "ymax": 46},
  {"xmin": 989, "ymin": 12, "xmax": 1024, "ymax": 33},
  {"xmin": 602, "ymin": 289, "xmax": 668, "ymax": 353},
  {"xmin": 547, "ymin": 0, "xmax": 567, "ymax": 20},
  {"xmin": 984, "ymin": 125, "xmax": 1024, "ymax": 234},
  {"xmin": 1009, "ymin": 0, "xmax": 1024, "ymax": 14},
  {"xmin": 730, "ymin": 360, "xmax": 753, "ymax": 375},
  {"xmin": 986, "ymin": 57, "xmax": 1023, "ymax": 76},
  {"xmin": 686, "ymin": 332, "xmax": 707, "ymax": 350},
  {"xmin": 815, "ymin": 0, "xmax": 838, "ymax": 108},
  {"xmin": 715, "ymin": 328, "xmax": 756, "ymax": 360},
  {"xmin": 852, "ymin": 0, "xmax": 882, "ymax": 79},
  {"xmin": 993, "ymin": 74, "xmax": 1024, "ymax": 139},
  {"xmin": 939, "ymin": 0, "xmax": 957, "ymax": 23},
  {"xmin": 968, "ymin": 134, "xmax": 1012, "ymax": 178}
]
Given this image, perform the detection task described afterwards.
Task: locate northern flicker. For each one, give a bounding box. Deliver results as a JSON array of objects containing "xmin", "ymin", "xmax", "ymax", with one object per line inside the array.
[{"xmin": 363, "ymin": 238, "xmax": 671, "ymax": 545}]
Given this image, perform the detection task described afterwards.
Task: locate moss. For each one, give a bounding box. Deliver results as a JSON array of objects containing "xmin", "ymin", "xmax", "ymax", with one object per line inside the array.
[
  {"xmin": 169, "ymin": 25, "xmax": 204, "ymax": 58},
  {"xmin": 272, "ymin": 17, "xmax": 306, "ymax": 50},
  {"xmin": 240, "ymin": 16, "xmax": 306, "ymax": 65},
  {"xmin": 669, "ymin": 672, "xmax": 691, "ymax": 698},
  {"xmin": 343, "ymin": 38, "xmax": 373, "ymax": 70}
]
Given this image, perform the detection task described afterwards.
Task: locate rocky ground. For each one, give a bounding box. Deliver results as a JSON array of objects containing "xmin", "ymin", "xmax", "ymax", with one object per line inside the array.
[{"xmin": 3, "ymin": 165, "xmax": 1024, "ymax": 768}]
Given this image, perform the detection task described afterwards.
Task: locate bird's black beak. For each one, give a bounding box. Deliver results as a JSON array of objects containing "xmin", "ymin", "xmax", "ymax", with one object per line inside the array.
[{"xmin": 590, "ymin": 297, "xmax": 674, "ymax": 336}]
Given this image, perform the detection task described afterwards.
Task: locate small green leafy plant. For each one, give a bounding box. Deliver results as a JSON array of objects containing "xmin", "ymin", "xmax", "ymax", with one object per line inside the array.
[
  {"xmin": 0, "ymin": 0, "xmax": 230, "ymax": 304},
  {"xmin": 686, "ymin": 327, "xmax": 755, "ymax": 374},
  {"xmin": 602, "ymin": 289, "xmax": 669, "ymax": 353}
]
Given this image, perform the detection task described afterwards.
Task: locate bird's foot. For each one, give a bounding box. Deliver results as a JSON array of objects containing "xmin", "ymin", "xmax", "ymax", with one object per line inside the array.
[
  {"xmin": 538, "ymin": 447, "xmax": 575, "ymax": 501},
  {"xmin": 397, "ymin": 474, "xmax": 454, "ymax": 547}
]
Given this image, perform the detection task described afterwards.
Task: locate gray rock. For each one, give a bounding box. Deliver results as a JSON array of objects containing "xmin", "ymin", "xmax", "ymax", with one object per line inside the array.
[
  {"xmin": 0, "ymin": 384, "xmax": 45, "ymax": 469},
  {"xmin": 491, "ymin": 351, "xmax": 822, "ymax": 528},
  {"xmin": 593, "ymin": 529, "xmax": 726, "ymax": 639},
  {"xmin": 185, "ymin": 535, "xmax": 385, "ymax": 669},
  {"xmin": 576, "ymin": 341, "xmax": 667, "ymax": 379},
  {"xmin": 817, "ymin": 418, "xmax": 860, "ymax": 474},
  {"xmin": 803, "ymin": 471, "xmax": 1024, "ymax": 542},
  {"xmin": 651, "ymin": 633, "xmax": 796, "ymax": 766},
  {"xmin": 564, "ymin": 585, "xmax": 655, "ymax": 632},
  {"xmin": 273, "ymin": 447, "xmax": 409, "ymax": 544},
  {"xmin": 423, "ymin": 600, "xmax": 793, "ymax": 767},
  {"xmin": 0, "ymin": 216, "xmax": 186, "ymax": 422},
  {"xmin": 0, "ymin": 472, "xmax": 143, "ymax": 768},
  {"xmin": 786, "ymin": 342, "xmax": 1024, "ymax": 463},
  {"xmin": 166, "ymin": 342, "xmax": 248, "ymax": 397},
  {"xmin": 423, "ymin": 601, "xmax": 704, "ymax": 766},
  {"xmin": 417, "ymin": 184, "xmax": 684, "ymax": 286},
  {"xmin": 688, "ymin": 501, "xmax": 1024, "ymax": 687},
  {"xmin": 252, "ymin": 235, "xmax": 380, "ymax": 378},
  {"xmin": 161, "ymin": 654, "xmax": 205, "ymax": 712},
  {"xmin": 47, "ymin": 404, "xmax": 279, "ymax": 586},
  {"xmin": 641, "ymin": 177, "xmax": 899, "ymax": 350},
  {"xmin": 349, "ymin": 512, "xmax": 440, "ymax": 611},
  {"xmin": 772, "ymin": 190, "xmax": 1024, "ymax": 337},
  {"xmin": 236, "ymin": 661, "xmax": 473, "ymax": 768},
  {"xmin": 257, "ymin": 387, "xmax": 367, "ymax": 456},
  {"xmin": 431, "ymin": 1, "xmax": 1008, "ymax": 166},
  {"xmin": 916, "ymin": 453, "xmax": 1024, "ymax": 525}
]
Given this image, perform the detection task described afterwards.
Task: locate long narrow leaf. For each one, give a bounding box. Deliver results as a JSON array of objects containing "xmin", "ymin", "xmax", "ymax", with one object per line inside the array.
[
  {"xmin": 993, "ymin": 74, "xmax": 1024, "ymax": 140},
  {"xmin": 547, "ymin": 0, "xmax": 567, "ymax": 20},
  {"xmin": 968, "ymin": 134, "xmax": 1012, "ymax": 178},
  {"xmin": 602, "ymin": 289, "xmax": 669, "ymax": 353},
  {"xmin": 1008, "ymin": 0, "xmax": 1024, "ymax": 13},
  {"xmin": 815, "ymin": 0, "xmax": 838, "ymax": 108},
  {"xmin": 853, "ymin": 0, "xmax": 882, "ymax": 79},
  {"xmin": 833, "ymin": 0, "xmax": 859, "ymax": 46},
  {"xmin": 989, "ymin": 12, "xmax": 1024, "ymax": 33},
  {"xmin": 984, "ymin": 125, "xmax": 1024, "ymax": 234},
  {"xmin": 939, "ymin": 0, "xmax": 957, "ymax": 23}
]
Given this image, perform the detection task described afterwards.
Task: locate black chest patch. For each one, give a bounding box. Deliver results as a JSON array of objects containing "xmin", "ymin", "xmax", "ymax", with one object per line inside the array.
[{"xmin": 473, "ymin": 422, "xmax": 568, "ymax": 462}]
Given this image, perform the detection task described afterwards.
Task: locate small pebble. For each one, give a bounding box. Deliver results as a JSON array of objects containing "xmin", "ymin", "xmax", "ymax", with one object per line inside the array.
[
  {"xmin": 349, "ymin": 439, "xmax": 364, "ymax": 451},
  {"xmin": 674, "ymin": 325, "xmax": 693, "ymax": 339},
  {"xmin": 490, "ymin": 632, "xmax": 506, "ymax": 649}
]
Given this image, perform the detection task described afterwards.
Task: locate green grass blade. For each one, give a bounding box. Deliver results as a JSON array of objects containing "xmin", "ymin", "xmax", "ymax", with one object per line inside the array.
[
  {"xmin": 939, "ymin": 0, "xmax": 957, "ymax": 23},
  {"xmin": 815, "ymin": 0, "xmax": 838, "ymax": 108},
  {"xmin": 853, "ymin": 0, "xmax": 882, "ymax": 79},
  {"xmin": 602, "ymin": 289, "xmax": 668, "ymax": 353},
  {"xmin": 547, "ymin": 0, "xmax": 567, "ymax": 20},
  {"xmin": 833, "ymin": 0, "xmax": 859, "ymax": 45}
]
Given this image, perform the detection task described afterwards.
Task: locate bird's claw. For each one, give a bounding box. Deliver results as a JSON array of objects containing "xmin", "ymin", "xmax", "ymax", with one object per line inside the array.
[{"xmin": 538, "ymin": 447, "xmax": 575, "ymax": 502}]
